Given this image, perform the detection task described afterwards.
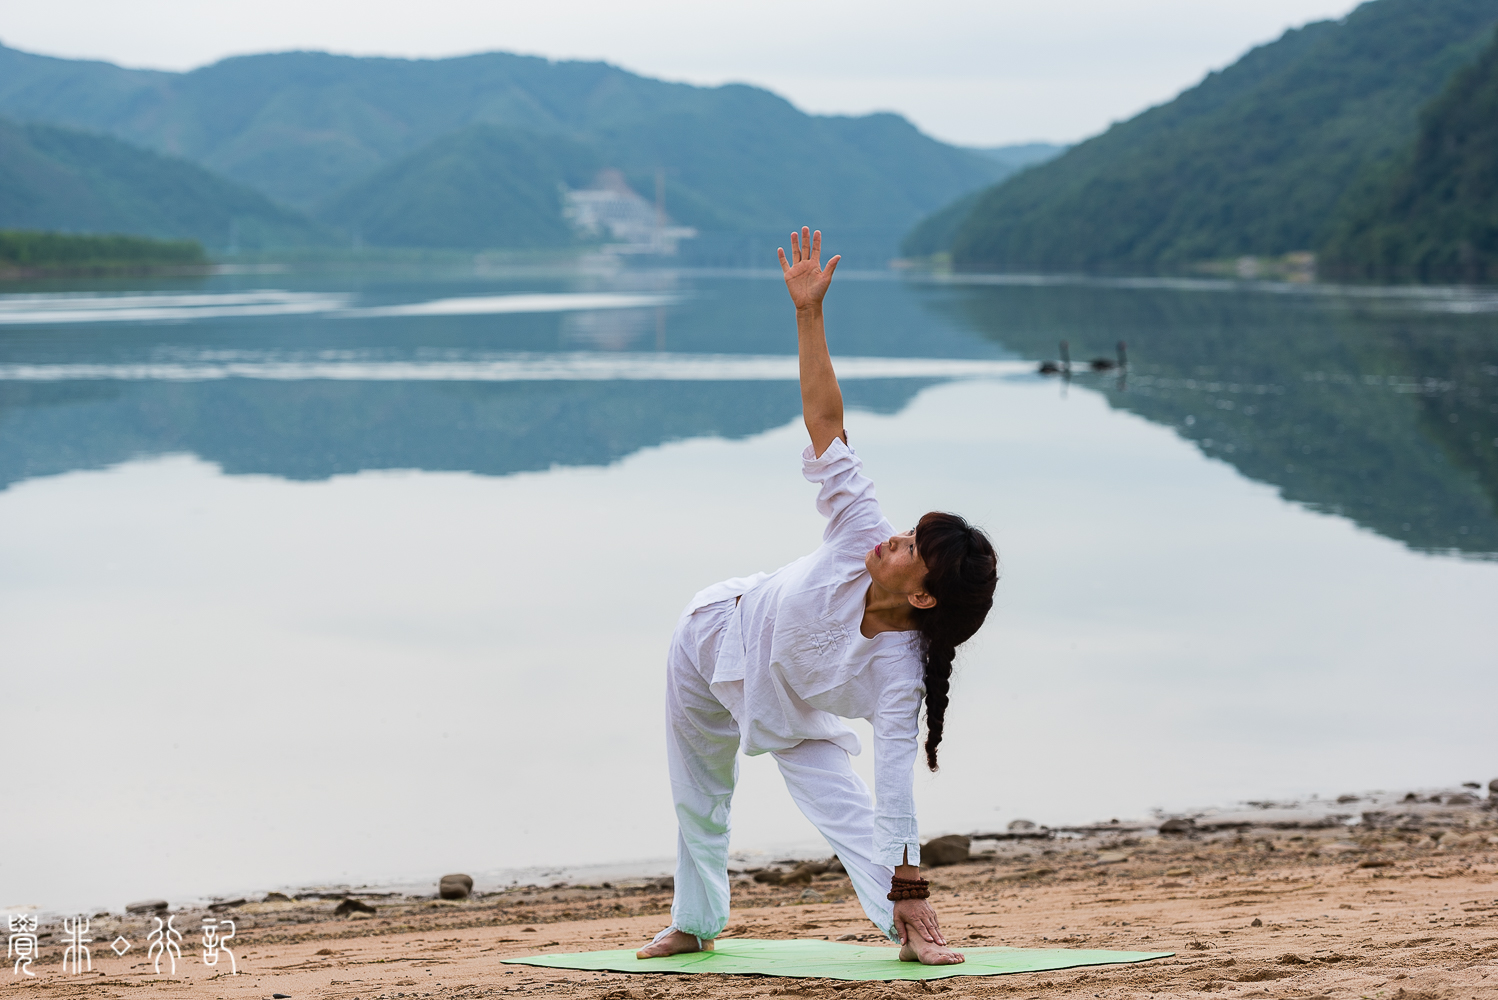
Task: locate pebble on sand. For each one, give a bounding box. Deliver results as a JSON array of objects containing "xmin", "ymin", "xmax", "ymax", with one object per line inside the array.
[
  {"xmin": 334, "ymin": 898, "xmax": 377, "ymax": 916},
  {"xmin": 439, "ymin": 874, "xmax": 474, "ymax": 900}
]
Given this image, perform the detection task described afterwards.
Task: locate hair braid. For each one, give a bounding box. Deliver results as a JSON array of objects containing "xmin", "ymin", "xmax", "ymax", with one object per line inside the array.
[{"xmin": 912, "ymin": 512, "xmax": 999, "ymax": 771}]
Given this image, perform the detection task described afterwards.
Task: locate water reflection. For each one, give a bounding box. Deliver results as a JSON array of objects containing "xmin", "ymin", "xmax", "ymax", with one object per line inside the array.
[
  {"xmin": 0, "ymin": 270, "xmax": 1494, "ymax": 559},
  {"xmin": 934, "ymin": 279, "xmax": 1498, "ymax": 558}
]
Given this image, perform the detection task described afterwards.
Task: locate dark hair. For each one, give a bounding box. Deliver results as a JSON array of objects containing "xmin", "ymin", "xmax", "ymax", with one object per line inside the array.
[{"xmin": 912, "ymin": 511, "xmax": 999, "ymax": 771}]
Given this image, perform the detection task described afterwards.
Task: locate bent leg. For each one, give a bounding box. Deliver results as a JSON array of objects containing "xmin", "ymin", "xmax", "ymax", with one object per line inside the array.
[
  {"xmin": 771, "ymin": 739, "xmax": 896, "ymax": 940},
  {"xmin": 662, "ymin": 607, "xmax": 740, "ymax": 942}
]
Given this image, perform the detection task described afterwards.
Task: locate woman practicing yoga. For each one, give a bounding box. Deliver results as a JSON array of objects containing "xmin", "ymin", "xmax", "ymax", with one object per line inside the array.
[{"xmin": 639, "ymin": 228, "xmax": 998, "ymax": 966}]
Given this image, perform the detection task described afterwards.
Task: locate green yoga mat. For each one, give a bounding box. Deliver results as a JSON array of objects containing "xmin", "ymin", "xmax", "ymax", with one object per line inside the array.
[{"xmin": 503, "ymin": 937, "xmax": 1173, "ymax": 981}]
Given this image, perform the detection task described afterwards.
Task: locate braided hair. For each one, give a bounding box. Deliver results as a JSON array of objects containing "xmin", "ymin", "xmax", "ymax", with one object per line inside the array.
[{"xmin": 911, "ymin": 511, "xmax": 999, "ymax": 771}]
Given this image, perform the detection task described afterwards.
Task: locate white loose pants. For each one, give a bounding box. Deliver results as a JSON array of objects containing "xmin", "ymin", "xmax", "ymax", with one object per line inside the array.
[{"xmin": 665, "ymin": 599, "xmax": 898, "ymax": 941}]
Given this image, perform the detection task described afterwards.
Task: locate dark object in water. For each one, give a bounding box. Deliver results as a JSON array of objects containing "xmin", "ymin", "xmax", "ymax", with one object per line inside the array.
[
  {"xmin": 333, "ymin": 897, "xmax": 376, "ymax": 916},
  {"xmin": 1089, "ymin": 340, "xmax": 1130, "ymax": 371},
  {"xmin": 1038, "ymin": 360, "xmax": 1062, "ymax": 374}
]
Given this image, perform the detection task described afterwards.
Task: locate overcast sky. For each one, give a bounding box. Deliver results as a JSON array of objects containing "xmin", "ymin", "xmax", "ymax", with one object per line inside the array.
[{"xmin": 2, "ymin": 0, "xmax": 1362, "ymax": 146}]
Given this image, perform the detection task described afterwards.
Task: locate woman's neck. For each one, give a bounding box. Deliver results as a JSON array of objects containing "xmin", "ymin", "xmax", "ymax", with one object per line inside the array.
[{"xmin": 861, "ymin": 579, "xmax": 919, "ymax": 637}]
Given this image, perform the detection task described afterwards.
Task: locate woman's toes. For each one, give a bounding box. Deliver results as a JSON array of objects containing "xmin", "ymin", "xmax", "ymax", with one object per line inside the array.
[{"xmin": 898, "ymin": 940, "xmax": 965, "ymax": 965}]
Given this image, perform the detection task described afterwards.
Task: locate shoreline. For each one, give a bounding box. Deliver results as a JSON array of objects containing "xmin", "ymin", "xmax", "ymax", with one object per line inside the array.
[
  {"xmin": 5, "ymin": 782, "xmax": 1495, "ymax": 1000},
  {"xmin": 8, "ymin": 785, "xmax": 1493, "ymax": 921},
  {"xmin": 3, "ymin": 785, "xmax": 1494, "ymax": 998}
]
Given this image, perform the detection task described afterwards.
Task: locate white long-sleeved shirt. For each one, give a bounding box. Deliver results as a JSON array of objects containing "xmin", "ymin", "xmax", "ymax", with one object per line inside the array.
[{"xmin": 683, "ymin": 437, "xmax": 925, "ymax": 866}]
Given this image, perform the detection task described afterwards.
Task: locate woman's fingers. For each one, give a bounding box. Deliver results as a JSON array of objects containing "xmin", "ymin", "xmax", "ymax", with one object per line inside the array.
[
  {"xmin": 778, "ymin": 247, "xmax": 790, "ymax": 274},
  {"xmin": 786, "ymin": 227, "xmax": 836, "ymax": 274}
]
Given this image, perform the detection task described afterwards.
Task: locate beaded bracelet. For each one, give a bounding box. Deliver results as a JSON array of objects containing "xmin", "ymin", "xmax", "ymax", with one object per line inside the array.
[{"xmin": 887, "ymin": 876, "xmax": 930, "ymax": 901}]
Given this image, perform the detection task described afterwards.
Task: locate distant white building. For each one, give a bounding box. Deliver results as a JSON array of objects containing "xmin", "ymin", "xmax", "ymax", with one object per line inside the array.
[{"xmin": 564, "ymin": 169, "xmax": 696, "ymax": 255}]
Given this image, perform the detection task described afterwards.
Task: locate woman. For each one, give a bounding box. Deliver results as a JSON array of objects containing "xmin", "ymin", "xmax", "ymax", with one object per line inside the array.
[{"xmin": 639, "ymin": 228, "xmax": 998, "ymax": 966}]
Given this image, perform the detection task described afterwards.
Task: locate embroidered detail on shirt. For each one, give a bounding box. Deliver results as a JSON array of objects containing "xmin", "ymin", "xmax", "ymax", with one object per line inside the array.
[{"xmin": 806, "ymin": 625, "xmax": 849, "ymax": 657}]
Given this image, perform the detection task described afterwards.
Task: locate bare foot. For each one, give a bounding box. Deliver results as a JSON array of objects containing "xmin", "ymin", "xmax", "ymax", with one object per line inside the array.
[
  {"xmin": 636, "ymin": 930, "xmax": 713, "ymax": 959},
  {"xmin": 898, "ymin": 937, "xmax": 965, "ymax": 965}
]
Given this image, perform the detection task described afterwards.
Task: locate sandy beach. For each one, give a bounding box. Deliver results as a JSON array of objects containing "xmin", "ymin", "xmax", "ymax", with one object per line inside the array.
[{"xmin": 6, "ymin": 789, "xmax": 1496, "ymax": 1000}]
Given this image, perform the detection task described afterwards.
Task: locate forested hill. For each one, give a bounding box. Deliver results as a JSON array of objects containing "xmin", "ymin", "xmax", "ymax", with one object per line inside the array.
[
  {"xmin": 0, "ymin": 117, "xmax": 325, "ymax": 249},
  {"xmin": 0, "ymin": 45, "xmax": 1005, "ymax": 239},
  {"xmin": 937, "ymin": 0, "xmax": 1498, "ymax": 274},
  {"xmin": 1320, "ymin": 29, "xmax": 1498, "ymax": 281}
]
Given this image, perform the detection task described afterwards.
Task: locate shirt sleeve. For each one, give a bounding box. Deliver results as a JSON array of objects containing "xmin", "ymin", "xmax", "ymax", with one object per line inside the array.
[
  {"xmin": 871, "ymin": 675, "xmax": 923, "ymax": 867},
  {"xmin": 801, "ymin": 436, "xmax": 889, "ymax": 553}
]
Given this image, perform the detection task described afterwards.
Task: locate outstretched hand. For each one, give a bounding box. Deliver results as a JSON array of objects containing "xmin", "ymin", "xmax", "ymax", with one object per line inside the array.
[{"xmin": 779, "ymin": 227, "xmax": 840, "ymax": 312}]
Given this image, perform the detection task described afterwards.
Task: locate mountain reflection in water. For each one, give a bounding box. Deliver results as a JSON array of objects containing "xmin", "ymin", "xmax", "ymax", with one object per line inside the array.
[
  {"xmin": 0, "ymin": 270, "xmax": 1493, "ymax": 559},
  {"xmin": 938, "ymin": 279, "xmax": 1498, "ymax": 558}
]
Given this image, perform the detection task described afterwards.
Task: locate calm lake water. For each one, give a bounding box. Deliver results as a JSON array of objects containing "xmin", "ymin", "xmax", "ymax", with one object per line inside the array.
[{"xmin": 2, "ymin": 264, "xmax": 1496, "ymax": 913}]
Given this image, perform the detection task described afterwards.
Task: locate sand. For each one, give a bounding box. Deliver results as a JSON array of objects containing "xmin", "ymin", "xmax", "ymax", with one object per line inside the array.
[{"xmin": 7, "ymin": 809, "xmax": 1497, "ymax": 999}]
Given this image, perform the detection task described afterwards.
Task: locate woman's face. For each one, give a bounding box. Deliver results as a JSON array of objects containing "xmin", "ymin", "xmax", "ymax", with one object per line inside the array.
[{"xmin": 866, "ymin": 528, "xmax": 935, "ymax": 608}]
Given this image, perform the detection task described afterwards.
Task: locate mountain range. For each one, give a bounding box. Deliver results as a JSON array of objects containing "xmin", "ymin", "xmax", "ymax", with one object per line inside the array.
[
  {"xmin": 0, "ymin": 116, "xmax": 324, "ymax": 249},
  {"xmin": 912, "ymin": 0, "xmax": 1498, "ymax": 276},
  {"xmin": 1321, "ymin": 26, "xmax": 1498, "ymax": 281},
  {"xmin": 0, "ymin": 44, "xmax": 1011, "ymax": 253}
]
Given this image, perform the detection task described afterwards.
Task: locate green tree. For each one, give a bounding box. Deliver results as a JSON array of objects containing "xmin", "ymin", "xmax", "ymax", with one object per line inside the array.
[{"xmin": 1321, "ymin": 28, "xmax": 1498, "ymax": 280}]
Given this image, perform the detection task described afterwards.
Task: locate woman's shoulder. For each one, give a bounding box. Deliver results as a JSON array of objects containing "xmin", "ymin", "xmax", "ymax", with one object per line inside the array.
[{"xmin": 868, "ymin": 635, "xmax": 924, "ymax": 684}]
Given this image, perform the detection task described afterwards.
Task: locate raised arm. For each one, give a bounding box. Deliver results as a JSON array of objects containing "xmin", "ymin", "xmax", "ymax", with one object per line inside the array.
[{"xmin": 779, "ymin": 227, "xmax": 843, "ymax": 457}]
